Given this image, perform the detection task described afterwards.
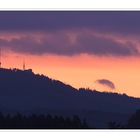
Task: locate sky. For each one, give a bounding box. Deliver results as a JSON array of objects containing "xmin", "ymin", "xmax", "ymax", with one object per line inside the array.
[{"xmin": 1, "ymin": 11, "xmax": 140, "ymax": 97}]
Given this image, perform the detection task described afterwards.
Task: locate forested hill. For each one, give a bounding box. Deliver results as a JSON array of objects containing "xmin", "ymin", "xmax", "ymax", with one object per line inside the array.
[{"xmin": 0, "ymin": 68, "xmax": 140, "ymax": 114}]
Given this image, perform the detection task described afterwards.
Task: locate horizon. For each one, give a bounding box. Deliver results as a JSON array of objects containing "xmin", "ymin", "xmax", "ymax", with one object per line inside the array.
[
  {"xmin": 0, "ymin": 11, "xmax": 140, "ymax": 97},
  {"xmin": 0, "ymin": 66, "xmax": 137, "ymax": 99}
]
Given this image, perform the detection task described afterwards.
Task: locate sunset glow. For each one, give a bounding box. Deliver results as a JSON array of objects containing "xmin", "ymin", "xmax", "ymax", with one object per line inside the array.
[
  {"xmin": 1, "ymin": 50, "xmax": 140, "ymax": 97},
  {"xmin": 0, "ymin": 11, "xmax": 140, "ymax": 97}
]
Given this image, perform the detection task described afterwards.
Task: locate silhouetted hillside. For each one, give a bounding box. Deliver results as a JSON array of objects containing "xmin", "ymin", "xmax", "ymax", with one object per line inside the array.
[{"xmin": 0, "ymin": 68, "xmax": 140, "ymax": 128}]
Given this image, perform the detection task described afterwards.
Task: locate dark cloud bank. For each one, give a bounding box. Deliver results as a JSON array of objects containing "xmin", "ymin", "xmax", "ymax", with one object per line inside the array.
[
  {"xmin": 0, "ymin": 11, "xmax": 139, "ymax": 56},
  {"xmin": 0, "ymin": 11, "xmax": 140, "ymax": 35},
  {"xmin": 0, "ymin": 34, "xmax": 139, "ymax": 56}
]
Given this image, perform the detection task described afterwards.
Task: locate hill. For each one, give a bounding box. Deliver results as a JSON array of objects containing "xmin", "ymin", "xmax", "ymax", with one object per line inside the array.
[{"xmin": 0, "ymin": 68, "xmax": 140, "ymax": 128}]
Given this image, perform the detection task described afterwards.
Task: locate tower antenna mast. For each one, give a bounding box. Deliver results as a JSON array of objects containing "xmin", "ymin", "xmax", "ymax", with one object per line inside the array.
[
  {"xmin": 0, "ymin": 47, "xmax": 1, "ymax": 68},
  {"xmin": 23, "ymin": 60, "xmax": 25, "ymax": 71}
]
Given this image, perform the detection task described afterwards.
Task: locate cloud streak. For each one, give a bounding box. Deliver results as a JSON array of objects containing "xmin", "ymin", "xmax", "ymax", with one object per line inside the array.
[
  {"xmin": 0, "ymin": 31, "xmax": 139, "ymax": 56},
  {"xmin": 95, "ymin": 79, "xmax": 116, "ymax": 90}
]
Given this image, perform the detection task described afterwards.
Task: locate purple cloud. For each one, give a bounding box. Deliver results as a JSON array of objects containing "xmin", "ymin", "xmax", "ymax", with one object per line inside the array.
[
  {"xmin": 0, "ymin": 32, "xmax": 138, "ymax": 56},
  {"xmin": 0, "ymin": 11, "xmax": 139, "ymax": 57},
  {"xmin": 0, "ymin": 11, "xmax": 140, "ymax": 36},
  {"xmin": 95, "ymin": 79, "xmax": 116, "ymax": 90}
]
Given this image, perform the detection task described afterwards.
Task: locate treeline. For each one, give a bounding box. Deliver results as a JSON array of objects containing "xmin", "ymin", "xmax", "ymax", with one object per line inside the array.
[
  {"xmin": 108, "ymin": 109, "xmax": 140, "ymax": 129},
  {"xmin": 0, "ymin": 113, "xmax": 89, "ymax": 129},
  {"xmin": 2, "ymin": 110, "xmax": 140, "ymax": 129}
]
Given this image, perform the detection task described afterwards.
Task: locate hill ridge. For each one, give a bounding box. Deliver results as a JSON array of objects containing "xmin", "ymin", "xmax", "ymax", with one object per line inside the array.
[{"xmin": 0, "ymin": 67, "xmax": 140, "ymax": 114}]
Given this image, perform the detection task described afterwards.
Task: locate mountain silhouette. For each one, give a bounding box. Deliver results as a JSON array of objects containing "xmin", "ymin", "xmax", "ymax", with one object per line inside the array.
[{"xmin": 0, "ymin": 67, "xmax": 140, "ymax": 128}]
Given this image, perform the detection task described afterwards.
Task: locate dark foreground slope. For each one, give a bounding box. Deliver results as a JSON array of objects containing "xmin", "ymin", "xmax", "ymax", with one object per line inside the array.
[{"xmin": 0, "ymin": 68, "xmax": 140, "ymax": 128}]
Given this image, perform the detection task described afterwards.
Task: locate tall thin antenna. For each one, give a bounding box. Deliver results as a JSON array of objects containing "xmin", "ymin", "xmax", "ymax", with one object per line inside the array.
[
  {"xmin": 23, "ymin": 60, "xmax": 25, "ymax": 71},
  {"xmin": 0, "ymin": 47, "xmax": 1, "ymax": 68}
]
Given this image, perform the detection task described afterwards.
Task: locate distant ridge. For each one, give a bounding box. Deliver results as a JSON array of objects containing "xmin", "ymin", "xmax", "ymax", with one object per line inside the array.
[{"xmin": 0, "ymin": 67, "xmax": 139, "ymax": 115}]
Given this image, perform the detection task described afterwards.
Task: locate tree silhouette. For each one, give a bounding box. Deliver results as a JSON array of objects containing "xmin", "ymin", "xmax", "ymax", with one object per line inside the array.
[
  {"xmin": 0, "ymin": 112, "xmax": 89, "ymax": 129},
  {"xmin": 82, "ymin": 119, "xmax": 89, "ymax": 128},
  {"xmin": 108, "ymin": 121, "xmax": 125, "ymax": 129},
  {"xmin": 127, "ymin": 109, "xmax": 140, "ymax": 128}
]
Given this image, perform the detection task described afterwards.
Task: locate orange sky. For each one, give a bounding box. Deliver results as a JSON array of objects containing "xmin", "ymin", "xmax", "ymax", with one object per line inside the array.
[
  {"xmin": 0, "ymin": 12, "xmax": 140, "ymax": 98},
  {"xmin": 2, "ymin": 51, "xmax": 140, "ymax": 98},
  {"xmin": 0, "ymin": 30, "xmax": 139, "ymax": 98}
]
